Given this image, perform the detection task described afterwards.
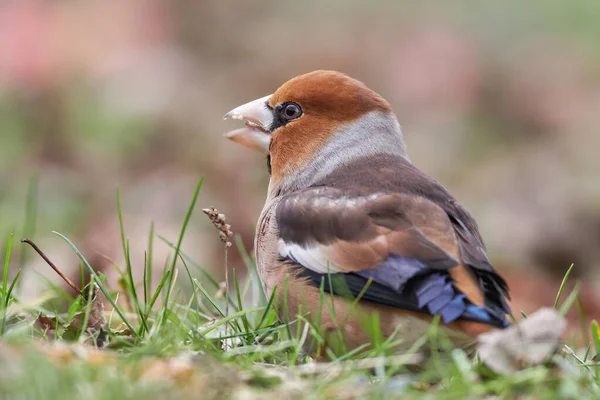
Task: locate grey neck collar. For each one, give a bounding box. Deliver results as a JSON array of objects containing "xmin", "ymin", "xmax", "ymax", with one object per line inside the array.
[{"xmin": 269, "ymin": 111, "xmax": 409, "ymax": 198}]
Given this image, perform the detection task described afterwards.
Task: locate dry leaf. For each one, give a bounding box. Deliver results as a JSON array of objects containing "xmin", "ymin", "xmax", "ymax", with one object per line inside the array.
[
  {"xmin": 477, "ymin": 308, "xmax": 566, "ymax": 374},
  {"xmin": 81, "ymin": 285, "xmax": 105, "ymax": 331},
  {"xmin": 61, "ymin": 286, "xmax": 108, "ymax": 347},
  {"xmin": 35, "ymin": 313, "xmax": 61, "ymax": 331},
  {"xmin": 34, "ymin": 312, "xmax": 66, "ymax": 340}
]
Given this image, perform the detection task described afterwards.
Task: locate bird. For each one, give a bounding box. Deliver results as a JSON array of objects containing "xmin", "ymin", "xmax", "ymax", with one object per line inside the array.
[{"xmin": 223, "ymin": 70, "xmax": 511, "ymax": 356}]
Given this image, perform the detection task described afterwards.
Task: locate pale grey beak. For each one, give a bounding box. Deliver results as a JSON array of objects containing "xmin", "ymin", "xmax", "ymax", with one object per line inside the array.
[{"xmin": 223, "ymin": 95, "xmax": 273, "ymax": 154}]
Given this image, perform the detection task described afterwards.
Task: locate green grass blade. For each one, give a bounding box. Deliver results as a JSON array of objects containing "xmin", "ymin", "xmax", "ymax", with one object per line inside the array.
[
  {"xmin": 78, "ymin": 278, "xmax": 96, "ymax": 339},
  {"xmin": 172, "ymin": 242, "xmax": 212, "ymax": 314},
  {"xmin": 553, "ymin": 263, "xmax": 574, "ymax": 309},
  {"xmin": 143, "ymin": 252, "xmax": 149, "ymax": 308},
  {"xmin": 234, "ymin": 235, "xmax": 265, "ymax": 304},
  {"xmin": 1, "ymin": 234, "xmax": 15, "ymax": 335},
  {"xmin": 591, "ymin": 320, "xmax": 600, "ymax": 358},
  {"xmin": 161, "ymin": 177, "xmax": 203, "ymax": 324},
  {"xmin": 193, "ymin": 279, "xmax": 227, "ymax": 320},
  {"xmin": 583, "ymin": 343, "xmax": 592, "ymax": 362},
  {"xmin": 145, "ymin": 221, "xmax": 155, "ymax": 306},
  {"xmin": 342, "ymin": 278, "xmax": 372, "ymax": 327},
  {"xmin": 282, "ymin": 275, "xmax": 293, "ymax": 340},
  {"xmin": 218, "ymin": 322, "xmax": 291, "ymax": 341},
  {"xmin": 193, "ymin": 278, "xmax": 242, "ymax": 333},
  {"xmin": 127, "ymin": 242, "xmax": 149, "ymax": 335},
  {"xmin": 171, "ymin": 303, "xmax": 212, "ymax": 321},
  {"xmin": 53, "ymin": 231, "xmax": 137, "ymax": 335},
  {"xmin": 116, "ymin": 189, "xmax": 148, "ymax": 335},
  {"xmin": 6, "ymin": 269, "xmax": 21, "ymax": 306},
  {"xmin": 158, "ymin": 235, "xmax": 240, "ymax": 312},
  {"xmin": 148, "ymin": 269, "xmax": 171, "ymax": 310},
  {"xmin": 20, "ymin": 175, "xmax": 38, "ymax": 268},
  {"xmin": 158, "ymin": 236, "xmax": 220, "ymax": 287},
  {"xmin": 558, "ymin": 282, "xmax": 580, "ymax": 316},
  {"xmin": 2, "ymin": 233, "xmax": 14, "ymax": 308},
  {"xmin": 577, "ymin": 295, "xmax": 589, "ymax": 345},
  {"xmin": 198, "ymin": 307, "xmax": 263, "ymax": 336},
  {"xmin": 193, "ymin": 279, "xmax": 227, "ymax": 318},
  {"xmin": 255, "ymin": 288, "xmax": 277, "ymax": 330},
  {"xmin": 520, "ymin": 311, "xmax": 528, "ymax": 319},
  {"xmin": 233, "ymin": 269, "xmax": 251, "ymax": 335}
]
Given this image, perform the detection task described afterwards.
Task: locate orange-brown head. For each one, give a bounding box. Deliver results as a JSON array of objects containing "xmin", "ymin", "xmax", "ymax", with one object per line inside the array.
[{"xmin": 224, "ymin": 71, "xmax": 408, "ymax": 190}]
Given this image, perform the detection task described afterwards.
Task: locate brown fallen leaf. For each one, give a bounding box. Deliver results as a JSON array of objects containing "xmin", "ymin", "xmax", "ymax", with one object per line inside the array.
[
  {"xmin": 71, "ymin": 285, "xmax": 105, "ymax": 331},
  {"xmin": 71, "ymin": 285, "xmax": 108, "ymax": 347},
  {"xmin": 34, "ymin": 285, "xmax": 108, "ymax": 347},
  {"xmin": 34, "ymin": 312, "xmax": 67, "ymax": 340},
  {"xmin": 35, "ymin": 313, "xmax": 62, "ymax": 331}
]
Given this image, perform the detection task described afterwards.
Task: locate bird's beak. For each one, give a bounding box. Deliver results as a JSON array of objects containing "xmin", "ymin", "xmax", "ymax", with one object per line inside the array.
[{"xmin": 223, "ymin": 94, "xmax": 273, "ymax": 155}]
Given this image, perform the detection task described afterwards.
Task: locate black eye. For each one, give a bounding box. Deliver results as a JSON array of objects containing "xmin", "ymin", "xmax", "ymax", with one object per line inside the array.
[{"xmin": 280, "ymin": 102, "xmax": 302, "ymax": 121}]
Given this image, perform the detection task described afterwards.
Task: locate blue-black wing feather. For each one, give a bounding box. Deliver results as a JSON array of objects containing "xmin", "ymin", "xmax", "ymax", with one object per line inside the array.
[{"xmin": 287, "ymin": 254, "xmax": 509, "ymax": 328}]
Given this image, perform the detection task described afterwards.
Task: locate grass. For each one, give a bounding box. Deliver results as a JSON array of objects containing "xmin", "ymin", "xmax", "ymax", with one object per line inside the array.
[{"xmin": 0, "ymin": 180, "xmax": 598, "ymax": 399}]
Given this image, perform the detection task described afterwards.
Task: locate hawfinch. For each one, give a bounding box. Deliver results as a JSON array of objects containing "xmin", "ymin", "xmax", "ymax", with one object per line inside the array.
[{"xmin": 223, "ymin": 71, "xmax": 511, "ymax": 354}]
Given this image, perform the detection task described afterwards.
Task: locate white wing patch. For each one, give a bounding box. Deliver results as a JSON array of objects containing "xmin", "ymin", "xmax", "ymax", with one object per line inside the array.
[
  {"xmin": 278, "ymin": 239, "xmax": 341, "ymax": 274},
  {"xmin": 276, "ymin": 192, "xmax": 389, "ymax": 274}
]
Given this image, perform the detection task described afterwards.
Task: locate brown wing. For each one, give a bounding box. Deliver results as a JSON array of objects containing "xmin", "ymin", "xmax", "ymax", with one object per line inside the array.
[
  {"xmin": 313, "ymin": 153, "xmax": 510, "ymax": 312},
  {"xmin": 276, "ymin": 184, "xmax": 510, "ymax": 327},
  {"xmin": 277, "ymin": 187, "xmax": 459, "ymax": 273}
]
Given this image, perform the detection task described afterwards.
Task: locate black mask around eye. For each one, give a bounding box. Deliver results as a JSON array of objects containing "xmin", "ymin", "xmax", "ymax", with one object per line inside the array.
[{"xmin": 270, "ymin": 102, "xmax": 303, "ymax": 131}]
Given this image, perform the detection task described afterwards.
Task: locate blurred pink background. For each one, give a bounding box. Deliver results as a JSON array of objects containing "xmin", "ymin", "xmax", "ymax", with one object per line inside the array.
[{"xmin": 1, "ymin": 1, "xmax": 599, "ymax": 335}]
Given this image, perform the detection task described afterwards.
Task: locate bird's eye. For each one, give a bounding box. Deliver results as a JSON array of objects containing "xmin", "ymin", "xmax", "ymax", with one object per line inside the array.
[{"xmin": 280, "ymin": 102, "xmax": 302, "ymax": 121}]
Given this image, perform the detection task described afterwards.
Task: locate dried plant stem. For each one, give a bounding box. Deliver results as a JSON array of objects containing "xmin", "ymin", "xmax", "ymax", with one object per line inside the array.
[
  {"xmin": 224, "ymin": 244, "xmax": 229, "ymax": 318},
  {"xmin": 21, "ymin": 238, "xmax": 82, "ymax": 296},
  {"xmin": 202, "ymin": 207, "xmax": 235, "ymax": 347},
  {"xmin": 224, "ymin": 243, "xmax": 232, "ymax": 348}
]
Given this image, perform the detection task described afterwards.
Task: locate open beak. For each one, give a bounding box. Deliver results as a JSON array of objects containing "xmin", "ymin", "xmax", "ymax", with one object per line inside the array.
[{"xmin": 223, "ymin": 95, "xmax": 273, "ymax": 154}]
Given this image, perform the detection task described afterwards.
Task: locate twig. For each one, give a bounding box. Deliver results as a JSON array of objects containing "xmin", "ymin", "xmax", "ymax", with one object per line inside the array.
[{"xmin": 21, "ymin": 238, "xmax": 82, "ymax": 296}]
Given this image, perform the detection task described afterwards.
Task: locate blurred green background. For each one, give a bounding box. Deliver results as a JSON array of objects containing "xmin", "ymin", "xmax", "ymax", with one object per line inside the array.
[{"xmin": 1, "ymin": 1, "xmax": 599, "ymax": 326}]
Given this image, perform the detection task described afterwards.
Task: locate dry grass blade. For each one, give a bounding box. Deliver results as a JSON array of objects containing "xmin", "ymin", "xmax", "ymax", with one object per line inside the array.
[{"xmin": 21, "ymin": 238, "xmax": 82, "ymax": 296}]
